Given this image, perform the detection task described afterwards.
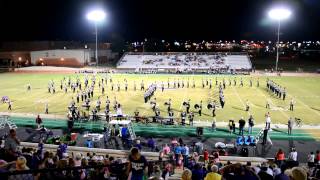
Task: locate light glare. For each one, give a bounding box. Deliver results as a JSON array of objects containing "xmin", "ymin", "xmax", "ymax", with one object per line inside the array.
[
  {"xmin": 87, "ymin": 10, "xmax": 106, "ymax": 22},
  {"xmin": 268, "ymin": 8, "xmax": 291, "ymax": 20}
]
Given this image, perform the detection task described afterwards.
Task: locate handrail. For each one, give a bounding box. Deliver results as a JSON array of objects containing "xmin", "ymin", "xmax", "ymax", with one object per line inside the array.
[
  {"xmin": 20, "ymin": 142, "xmax": 160, "ymax": 160},
  {"xmin": 20, "ymin": 142, "xmax": 268, "ymax": 164}
]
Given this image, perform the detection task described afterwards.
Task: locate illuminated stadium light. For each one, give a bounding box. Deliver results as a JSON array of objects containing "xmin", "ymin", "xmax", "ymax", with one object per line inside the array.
[
  {"xmin": 268, "ymin": 8, "xmax": 291, "ymax": 20},
  {"xmin": 268, "ymin": 7, "xmax": 292, "ymax": 71},
  {"xmin": 86, "ymin": 10, "xmax": 106, "ymax": 22},
  {"xmin": 86, "ymin": 9, "xmax": 106, "ymax": 66}
]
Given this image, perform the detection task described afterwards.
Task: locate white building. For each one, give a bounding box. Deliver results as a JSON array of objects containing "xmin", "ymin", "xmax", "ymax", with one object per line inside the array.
[{"xmin": 30, "ymin": 49, "xmax": 93, "ymax": 67}]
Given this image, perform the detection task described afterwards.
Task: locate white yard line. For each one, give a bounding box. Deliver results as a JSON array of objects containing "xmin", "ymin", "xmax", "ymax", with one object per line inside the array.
[
  {"xmin": 288, "ymin": 94, "xmax": 320, "ymax": 118},
  {"xmin": 230, "ymin": 85, "xmax": 250, "ymax": 116},
  {"xmin": 254, "ymin": 87, "xmax": 289, "ymax": 119}
]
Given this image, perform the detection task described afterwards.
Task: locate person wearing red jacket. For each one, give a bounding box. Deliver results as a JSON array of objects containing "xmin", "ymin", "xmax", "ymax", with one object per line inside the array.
[{"xmin": 203, "ymin": 149, "xmax": 209, "ymax": 165}]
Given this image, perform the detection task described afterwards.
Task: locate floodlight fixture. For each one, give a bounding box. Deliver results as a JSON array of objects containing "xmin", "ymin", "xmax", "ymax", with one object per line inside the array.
[
  {"xmin": 268, "ymin": 8, "xmax": 291, "ymax": 21},
  {"xmin": 86, "ymin": 10, "xmax": 106, "ymax": 22}
]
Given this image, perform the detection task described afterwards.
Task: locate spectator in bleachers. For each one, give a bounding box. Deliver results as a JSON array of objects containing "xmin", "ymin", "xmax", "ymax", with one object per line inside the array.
[
  {"xmin": 147, "ymin": 137, "xmax": 156, "ymax": 152},
  {"xmin": 149, "ymin": 165, "xmax": 162, "ymax": 179},
  {"xmin": 0, "ymin": 140, "xmax": 5, "ymax": 159},
  {"xmin": 174, "ymin": 143, "xmax": 182, "ymax": 165},
  {"xmin": 134, "ymin": 139, "xmax": 142, "ymax": 151},
  {"xmin": 127, "ymin": 147, "xmax": 148, "ymax": 180},
  {"xmin": 204, "ymin": 164, "xmax": 221, "ymax": 180},
  {"xmin": 57, "ymin": 142, "xmax": 68, "ymax": 159},
  {"xmin": 192, "ymin": 163, "xmax": 205, "ymax": 180},
  {"xmin": 274, "ymin": 165, "xmax": 290, "ymax": 180},
  {"xmin": 8, "ymin": 156, "xmax": 33, "ymax": 180},
  {"xmin": 182, "ymin": 144, "xmax": 189, "ymax": 167},
  {"xmin": 177, "ymin": 154, "xmax": 184, "ymax": 169},
  {"xmin": 222, "ymin": 163, "xmax": 259, "ymax": 179},
  {"xmin": 275, "ymin": 149, "xmax": 285, "ymax": 168},
  {"xmin": 162, "ymin": 144, "xmax": 170, "ymax": 155},
  {"xmin": 161, "ymin": 163, "xmax": 172, "ymax": 179},
  {"xmin": 204, "ymin": 149, "xmax": 209, "ymax": 165},
  {"xmin": 316, "ymin": 150, "xmax": 320, "ymax": 164},
  {"xmin": 181, "ymin": 168, "xmax": 192, "ymax": 180},
  {"xmin": 4, "ymin": 129, "xmax": 20, "ymax": 161},
  {"xmin": 212, "ymin": 152, "xmax": 220, "ymax": 164},
  {"xmin": 307, "ymin": 152, "xmax": 315, "ymax": 167},
  {"xmin": 21, "ymin": 148, "xmax": 32, "ymax": 168},
  {"xmin": 291, "ymin": 167, "xmax": 307, "ymax": 180},
  {"xmin": 288, "ymin": 147, "xmax": 298, "ymax": 163},
  {"xmin": 171, "ymin": 137, "xmax": 178, "ymax": 148},
  {"xmin": 258, "ymin": 163, "xmax": 274, "ymax": 180}
]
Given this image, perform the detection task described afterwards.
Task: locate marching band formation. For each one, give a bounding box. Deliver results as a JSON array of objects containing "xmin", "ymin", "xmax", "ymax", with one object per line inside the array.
[
  {"xmin": 2, "ymin": 73, "xmax": 297, "ymax": 127},
  {"xmin": 267, "ymin": 79, "xmax": 287, "ymax": 100}
]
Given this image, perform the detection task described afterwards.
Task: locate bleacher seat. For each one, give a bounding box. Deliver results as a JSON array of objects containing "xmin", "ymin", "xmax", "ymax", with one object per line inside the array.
[{"xmin": 117, "ymin": 52, "xmax": 252, "ymax": 70}]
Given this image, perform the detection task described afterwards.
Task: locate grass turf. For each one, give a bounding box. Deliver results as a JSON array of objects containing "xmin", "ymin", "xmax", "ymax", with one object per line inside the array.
[{"xmin": 0, "ymin": 73, "xmax": 320, "ymax": 125}]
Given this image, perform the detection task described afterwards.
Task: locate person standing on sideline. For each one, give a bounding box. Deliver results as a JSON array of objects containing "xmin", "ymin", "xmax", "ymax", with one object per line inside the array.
[
  {"xmin": 265, "ymin": 112, "xmax": 271, "ymax": 130},
  {"xmin": 248, "ymin": 115, "xmax": 254, "ymax": 134},
  {"xmin": 212, "ymin": 118, "xmax": 216, "ymax": 131},
  {"xmin": 238, "ymin": 117, "xmax": 246, "ymax": 135},
  {"xmin": 288, "ymin": 117, "xmax": 294, "ymax": 135},
  {"xmin": 262, "ymin": 127, "xmax": 269, "ymax": 145},
  {"xmin": 307, "ymin": 152, "xmax": 315, "ymax": 167},
  {"xmin": 288, "ymin": 147, "xmax": 298, "ymax": 162},
  {"xmin": 35, "ymin": 115, "xmax": 43, "ymax": 129},
  {"xmin": 228, "ymin": 120, "xmax": 234, "ymax": 134},
  {"xmin": 275, "ymin": 149, "xmax": 285, "ymax": 168}
]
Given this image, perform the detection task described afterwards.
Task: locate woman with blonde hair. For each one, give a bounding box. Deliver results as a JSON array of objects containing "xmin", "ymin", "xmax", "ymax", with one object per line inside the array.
[
  {"xmin": 181, "ymin": 169, "xmax": 192, "ymax": 180},
  {"xmin": 9, "ymin": 156, "xmax": 33, "ymax": 180}
]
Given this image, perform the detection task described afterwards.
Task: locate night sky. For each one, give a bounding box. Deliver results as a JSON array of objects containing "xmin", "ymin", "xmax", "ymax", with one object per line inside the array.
[{"xmin": 0, "ymin": 0, "xmax": 320, "ymax": 42}]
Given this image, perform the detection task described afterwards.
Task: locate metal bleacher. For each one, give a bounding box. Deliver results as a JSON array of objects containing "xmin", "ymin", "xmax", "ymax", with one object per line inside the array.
[{"xmin": 117, "ymin": 52, "xmax": 252, "ymax": 71}]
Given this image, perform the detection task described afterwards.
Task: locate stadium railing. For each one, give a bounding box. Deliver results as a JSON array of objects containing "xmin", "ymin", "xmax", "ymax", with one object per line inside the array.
[
  {"xmin": 20, "ymin": 142, "xmax": 161, "ymax": 161},
  {"xmin": 20, "ymin": 142, "xmax": 268, "ymax": 165}
]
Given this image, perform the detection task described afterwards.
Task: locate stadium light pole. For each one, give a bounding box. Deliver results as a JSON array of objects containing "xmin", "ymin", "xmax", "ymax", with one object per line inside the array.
[
  {"xmin": 86, "ymin": 9, "xmax": 106, "ymax": 66},
  {"xmin": 268, "ymin": 8, "xmax": 291, "ymax": 71}
]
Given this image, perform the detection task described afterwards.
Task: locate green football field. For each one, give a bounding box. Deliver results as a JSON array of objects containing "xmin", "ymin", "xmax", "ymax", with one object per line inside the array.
[{"xmin": 0, "ymin": 72, "xmax": 320, "ymax": 125}]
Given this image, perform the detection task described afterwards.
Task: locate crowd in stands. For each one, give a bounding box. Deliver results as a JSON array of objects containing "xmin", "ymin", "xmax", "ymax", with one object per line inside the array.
[
  {"xmin": 1, "ymin": 129, "xmax": 320, "ymax": 179},
  {"xmin": 130, "ymin": 53, "xmax": 227, "ymax": 69},
  {"xmin": 118, "ymin": 52, "xmax": 254, "ymax": 72}
]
